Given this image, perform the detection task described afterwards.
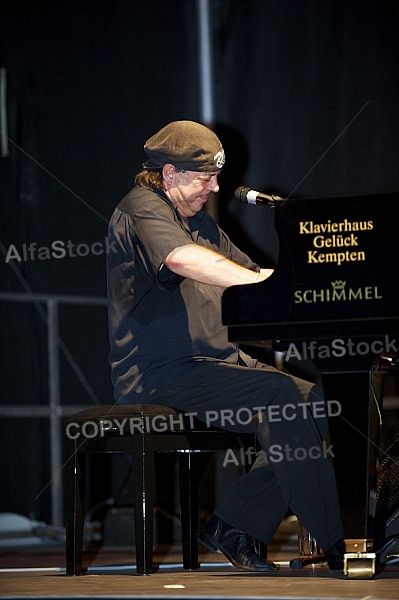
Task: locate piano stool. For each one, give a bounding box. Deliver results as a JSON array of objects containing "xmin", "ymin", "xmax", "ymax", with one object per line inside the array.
[{"xmin": 63, "ymin": 403, "xmax": 261, "ymax": 576}]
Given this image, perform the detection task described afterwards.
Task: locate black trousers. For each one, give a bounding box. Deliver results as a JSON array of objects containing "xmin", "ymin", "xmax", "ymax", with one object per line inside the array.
[{"xmin": 145, "ymin": 359, "xmax": 344, "ymax": 552}]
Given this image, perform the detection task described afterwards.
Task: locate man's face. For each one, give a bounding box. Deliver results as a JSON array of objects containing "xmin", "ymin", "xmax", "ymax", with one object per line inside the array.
[{"xmin": 164, "ymin": 167, "xmax": 220, "ymax": 219}]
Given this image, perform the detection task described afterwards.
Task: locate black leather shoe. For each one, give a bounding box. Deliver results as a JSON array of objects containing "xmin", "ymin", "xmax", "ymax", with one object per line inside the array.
[
  {"xmin": 324, "ymin": 539, "xmax": 345, "ymax": 571},
  {"xmin": 377, "ymin": 534, "xmax": 399, "ymax": 564},
  {"xmin": 198, "ymin": 515, "xmax": 277, "ymax": 572}
]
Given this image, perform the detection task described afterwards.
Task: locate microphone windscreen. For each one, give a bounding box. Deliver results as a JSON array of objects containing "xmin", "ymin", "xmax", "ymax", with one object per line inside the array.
[{"xmin": 234, "ymin": 186, "xmax": 251, "ymax": 203}]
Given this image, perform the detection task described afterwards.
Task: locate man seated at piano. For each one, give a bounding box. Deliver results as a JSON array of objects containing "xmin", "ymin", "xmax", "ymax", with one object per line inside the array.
[{"xmin": 106, "ymin": 120, "xmax": 346, "ymax": 572}]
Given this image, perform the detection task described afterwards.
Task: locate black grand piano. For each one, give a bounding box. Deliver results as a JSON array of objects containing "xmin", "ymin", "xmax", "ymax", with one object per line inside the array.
[{"xmin": 222, "ymin": 191, "xmax": 399, "ymax": 577}]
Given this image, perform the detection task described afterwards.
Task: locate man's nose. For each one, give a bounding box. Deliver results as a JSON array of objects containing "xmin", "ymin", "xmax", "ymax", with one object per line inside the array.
[{"xmin": 207, "ymin": 175, "xmax": 219, "ymax": 193}]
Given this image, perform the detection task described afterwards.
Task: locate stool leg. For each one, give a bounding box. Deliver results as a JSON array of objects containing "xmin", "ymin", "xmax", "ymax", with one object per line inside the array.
[
  {"xmin": 244, "ymin": 435, "xmax": 268, "ymax": 560},
  {"xmin": 131, "ymin": 435, "xmax": 155, "ymax": 575},
  {"xmin": 179, "ymin": 451, "xmax": 200, "ymax": 570},
  {"xmin": 65, "ymin": 437, "xmax": 86, "ymax": 575}
]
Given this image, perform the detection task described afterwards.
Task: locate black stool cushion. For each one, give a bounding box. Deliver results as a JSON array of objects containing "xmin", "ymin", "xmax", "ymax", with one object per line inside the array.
[
  {"xmin": 67, "ymin": 403, "xmax": 178, "ymax": 419},
  {"xmin": 64, "ymin": 403, "xmax": 218, "ymax": 438}
]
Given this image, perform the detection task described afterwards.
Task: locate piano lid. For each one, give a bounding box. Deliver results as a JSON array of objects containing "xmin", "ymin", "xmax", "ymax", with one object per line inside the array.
[{"xmin": 222, "ymin": 191, "xmax": 399, "ymax": 342}]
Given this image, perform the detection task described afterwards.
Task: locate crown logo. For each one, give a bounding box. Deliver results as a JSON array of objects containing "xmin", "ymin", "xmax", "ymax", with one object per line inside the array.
[{"xmin": 331, "ymin": 280, "xmax": 346, "ymax": 290}]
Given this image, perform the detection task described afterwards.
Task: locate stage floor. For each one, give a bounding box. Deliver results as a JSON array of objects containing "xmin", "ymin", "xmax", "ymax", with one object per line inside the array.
[{"xmin": 1, "ymin": 517, "xmax": 398, "ymax": 600}]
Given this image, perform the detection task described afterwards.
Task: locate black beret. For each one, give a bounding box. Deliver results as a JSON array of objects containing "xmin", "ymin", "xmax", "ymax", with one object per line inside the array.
[{"xmin": 143, "ymin": 120, "xmax": 225, "ymax": 172}]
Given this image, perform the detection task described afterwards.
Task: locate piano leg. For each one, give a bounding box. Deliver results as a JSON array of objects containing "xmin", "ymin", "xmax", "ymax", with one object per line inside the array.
[{"xmin": 322, "ymin": 366, "xmax": 385, "ymax": 578}]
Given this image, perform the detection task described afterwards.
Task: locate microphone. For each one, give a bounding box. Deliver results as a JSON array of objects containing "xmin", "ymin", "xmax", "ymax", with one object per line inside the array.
[{"xmin": 235, "ymin": 186, "xmax": 283, "ymax": 207}]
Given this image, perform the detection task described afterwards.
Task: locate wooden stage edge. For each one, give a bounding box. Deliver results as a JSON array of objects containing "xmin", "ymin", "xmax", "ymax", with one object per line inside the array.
[
  {"xmin": 0, "ymin": 553, "xmax": 399, "ymax": 600},
  {"xmin": 1, "ymin": 517, "xmax": 399, "ymax": 600},
  {"xmin": 1, "ymin": 563, "xmax": 399, "ymax": 600}
]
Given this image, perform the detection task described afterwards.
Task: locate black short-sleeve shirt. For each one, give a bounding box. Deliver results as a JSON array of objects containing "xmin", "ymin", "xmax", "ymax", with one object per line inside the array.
[{"xmin": 107, "ymin": 186, "xmax": 259, "ymax": 402}]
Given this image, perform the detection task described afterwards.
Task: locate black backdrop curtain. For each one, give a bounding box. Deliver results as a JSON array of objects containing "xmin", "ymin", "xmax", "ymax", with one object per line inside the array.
[
  {"xmin": 1, "ymin": 0, "xmax": 398, "ymax": 523},
  {"xmin": 213, "ymin": 0, "xmax": 399, "ymax": 262}
]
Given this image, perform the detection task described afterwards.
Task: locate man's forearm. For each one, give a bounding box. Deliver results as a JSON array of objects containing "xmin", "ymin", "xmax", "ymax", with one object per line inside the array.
[{"xmin": 164, "ymin": 244, "xmax": 274, "ymax": 288}]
